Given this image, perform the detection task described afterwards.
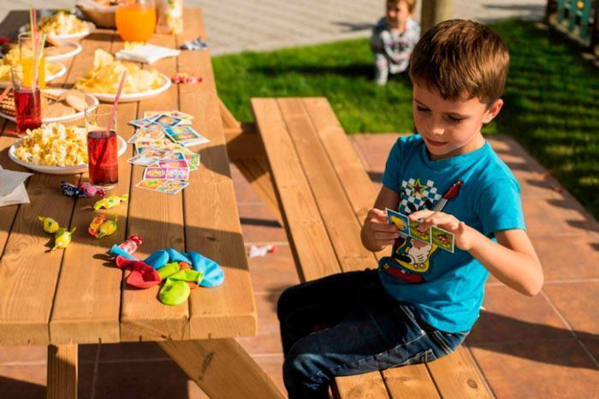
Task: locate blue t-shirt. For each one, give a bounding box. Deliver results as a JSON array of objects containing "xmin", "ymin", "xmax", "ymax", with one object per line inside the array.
[{"xmin": 379, "ymin": 135, "xmax": 525, "ymax": 333}]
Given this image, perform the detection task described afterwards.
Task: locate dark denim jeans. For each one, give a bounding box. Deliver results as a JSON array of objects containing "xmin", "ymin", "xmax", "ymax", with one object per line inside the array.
[{"xmin": 277, "ymin": 269, "xmax": 468, "ymax": 399}]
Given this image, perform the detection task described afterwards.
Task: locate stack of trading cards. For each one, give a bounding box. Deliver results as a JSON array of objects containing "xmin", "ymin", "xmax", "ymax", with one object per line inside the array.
[{"xmin": 126, "ymin": 111, "xmax": 204, "ymax": 195}]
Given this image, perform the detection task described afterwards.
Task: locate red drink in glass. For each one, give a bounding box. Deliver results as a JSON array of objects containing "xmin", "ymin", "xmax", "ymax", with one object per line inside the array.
[
  {"xmin": 14, "ymin": 87, "xmax": 42, "ymax": 133},
  {"xmin": 87, "ymin": 130, "xmax": 118, "ymax": 189}
]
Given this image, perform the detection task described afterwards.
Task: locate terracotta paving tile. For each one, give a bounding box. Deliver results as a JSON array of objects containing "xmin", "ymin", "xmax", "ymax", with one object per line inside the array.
[
  {"xmin": 230, "ymin": 162, "xmax": 264, "ymax": 204},
  {"xmin": 532, "ymin": 232, "xmax": 599, "ymax": 281},
  {"xmin": 254, "ymin": 354, "xmax": 286, "ymax": 395},
  {"xmin": 468, "ymin": 285, "xmax": 571, "ymax": 345},
  {"xmin": 522, "ymin": 196, "xmax": 595, "ymax": 237},
  {"xmin": 544, "ymin": 283, "xmax": 599, "ymax": 339},
  {"xmin": 580, "ymin": 340, "xmax": 599, "ymax": 365},
  {"xmin": 238, "ymin": 203, "xmax": 288, "ymax": 244},
  {"xmin": 93, "ymin": 359, "xmax": 206, "ymax": 399},
  {"xmin": 247, "ymin": 244, "xmax": 301, "ymax": 294},
  {"xmin": 471, "ymin": 341, "xmax": 598, "ymax": 399},
  {"xmin": 238, "ymin": 292, "xmax": 284, "ymax": 355},
  {"xmin": 98, "ymin": 341, "xmax": 168, "ymax": 362},
  {"xmin": 488, "ymin": 135, "xmax": 546, "ymax": 173},
  {"xmin": 0, "ymin": 363, "xmax": 94, "ymax": 399}
]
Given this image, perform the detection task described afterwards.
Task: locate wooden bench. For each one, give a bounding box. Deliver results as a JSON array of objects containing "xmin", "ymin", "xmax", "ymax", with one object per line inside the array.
[{"xmin": 247, "ymin": 97, "xmax": 492, "ymax": 399}]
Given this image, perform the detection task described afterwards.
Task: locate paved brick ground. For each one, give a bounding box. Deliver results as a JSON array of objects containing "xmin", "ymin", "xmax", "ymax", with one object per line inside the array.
[
  {"xmin": 1, "ymin": 0, "xmax": 546, "ymax": 55},
  {"xmin": 0, "ymin": 134, "xmax": 597, "ymax": 398}
]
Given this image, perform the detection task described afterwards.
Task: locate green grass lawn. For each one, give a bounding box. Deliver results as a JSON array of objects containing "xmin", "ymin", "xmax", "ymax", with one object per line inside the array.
[{"xmin": 214, "ymin": 19, "xmax": 599, "ymax": 220}]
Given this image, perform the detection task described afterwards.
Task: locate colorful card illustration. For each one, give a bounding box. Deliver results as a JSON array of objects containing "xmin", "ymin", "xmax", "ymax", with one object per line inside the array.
[
  {"xmin": 153, "ymin": 114, "xmax": 183, "ymax": 128},
  {"xmin": 143, "ymin": 167, "xmax": 189, "ymax": 181},
  {"xmin": 157, "ymin": 180, "xmax": 189, "ymax": 194},
  {"xmin": 135, "ymin": 179, "xmax": 164, "ymax": 191},
  {"xmin": 431, "ymin": 226, "xmax": 455, "ymax": 253},
  {"xmin": 164, "ymin": 126, "xmax": 210, "ymax": 147},
  {"xmin": 155, "ymin": 159, "xmax": 189, "ymax": 169},
  {"xmin": 128, "ymin": 128, "xmax": 165, "ymax": 143},
  {"xmin": 386, "ymin": 208, "xmax": 410, "ymax": 236},
  {"xmin": 166, "ymin": 167, "xmax": 190, "ymax": 180},
  {"xmin": 143, "ymin": 167, "xmax": 168, "ymax": 180},
  {"xmin": 127, "ymin": 154, "xmax": 158, "ymax": 167},
  {"xmin": 409, "ymin": 219, "xmax": 431, "ymax": 243},
  {"xmin": 144, "ymin": 110, "xmax": 194, "ymax": 125},
  {"xmin": 129, "ymin": 117, "xmax": 154, "ymax": 128}
]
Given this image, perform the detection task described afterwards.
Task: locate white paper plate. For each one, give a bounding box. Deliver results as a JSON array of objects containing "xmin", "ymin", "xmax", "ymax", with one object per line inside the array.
[
  {"xmin": 83, "ymin": 73, "xmax": 172, "ymax": 103},
  {"xmin": 9, "ymin": 134, "xmax": 127, "ymax": 175},
  {"xmin": 46, "ymin": 22, "xmax": 95, "ymax": 45},
  {"xmin": 45, "ymin": 42, "xmax": 82, "ymax": 62},
  {"xmin": 0, "ymin": 61, "xmax": 67, "ymax": 88},
  {"xmin": 0, "ymin": 89, "xmax": 99, "ymax": 124}
]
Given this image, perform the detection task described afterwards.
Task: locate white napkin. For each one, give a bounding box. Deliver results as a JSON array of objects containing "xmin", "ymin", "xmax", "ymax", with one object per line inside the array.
[
  {"xmin": 116, "ymin": 44, "xmax": 180, "ymax": 64},
  {"xmin": 0, "ymin": 166, "xmax": 32, "ymax": 207}
]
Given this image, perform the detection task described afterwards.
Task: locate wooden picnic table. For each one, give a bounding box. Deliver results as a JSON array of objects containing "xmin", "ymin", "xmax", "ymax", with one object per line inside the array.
[{"xmin": 0, "ymin": 8, "xmax": 285, "ymax": 399}]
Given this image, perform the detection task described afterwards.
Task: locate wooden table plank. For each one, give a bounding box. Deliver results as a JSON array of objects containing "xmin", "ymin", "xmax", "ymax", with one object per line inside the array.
[
  {"xmin": 48, "ymin": 31, "xmax": 129, "ymax": 345},
  {"xmin": 252, "ymin": 98, "xmax": 341, "ymax": 281},
  {"xmin": 381, "ymin": 364, "xmax": 440, "ymax": 399},
  {"xmin": 279, "ymin": 98, "xmax": 377, "ymax": 272},
  {"xmin": 120, "ymin": 32, "xmax": 190, "ymax": 342},
  {"xmin": 0, "ymin": 31, "xmax": 82, "ymax": 345},
  {"xmin": 334, "ymin": 371, "xmax": 391, "ymax": 399}
]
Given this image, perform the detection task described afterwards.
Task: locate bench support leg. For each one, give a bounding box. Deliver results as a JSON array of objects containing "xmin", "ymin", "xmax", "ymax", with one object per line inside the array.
[
  {"xmin": 159, "ymin": 338, "xmax": 286, "ymax": 399},
  {"xmin": 47, "ymin": 344, "xmax": 78, "ymax": 399}
]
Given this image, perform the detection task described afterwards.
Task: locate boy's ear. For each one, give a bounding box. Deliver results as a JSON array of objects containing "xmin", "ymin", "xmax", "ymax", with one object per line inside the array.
[{"xmin": 482, "ymin": 99, "xmax": 503, "ymax": 124}]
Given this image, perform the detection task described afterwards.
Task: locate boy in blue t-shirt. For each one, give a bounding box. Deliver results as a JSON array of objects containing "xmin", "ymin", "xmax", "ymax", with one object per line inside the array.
[{"xmin": 278, "ymin": 19, "xmax": 544, "ymax": 399}]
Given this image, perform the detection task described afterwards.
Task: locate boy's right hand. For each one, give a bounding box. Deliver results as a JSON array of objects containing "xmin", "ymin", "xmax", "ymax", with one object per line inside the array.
[{"xmin": 362, "ymin": 208, "xmax": 400, "ymax": 250}]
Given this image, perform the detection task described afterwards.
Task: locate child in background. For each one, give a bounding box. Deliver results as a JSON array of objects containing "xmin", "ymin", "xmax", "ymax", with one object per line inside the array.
[
  {"xmin": 371, "ymin": 0, "xmax": 420, "ymax": 86},
  {"xmin": 278, "ymin": 19, "xmax": 544, "ymax": 399}
]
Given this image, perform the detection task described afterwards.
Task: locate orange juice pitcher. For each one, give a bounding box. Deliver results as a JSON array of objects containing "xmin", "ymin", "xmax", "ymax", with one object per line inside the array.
[{"xmin": 115, "ymin": 0, "xmax": 157, "ymax": 42}]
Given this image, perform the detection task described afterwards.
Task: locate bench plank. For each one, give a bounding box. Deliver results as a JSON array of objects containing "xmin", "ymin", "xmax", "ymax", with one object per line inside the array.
[
  {"xmin": 426, "ymin": 346, "xmax": 492, "ymax": 399},
  {"xmin": 382, "ymin": 364, "xmax": 440, "ymax": 399},
  {"xmin": 334, "ymin": 371, "xmax": 391, "ymax": 399},
  {"xmin": 278, "ymin": 98, "xmax": 376, "ymax": 272},
  {"xmin": 252, "ymin": 98, "xmax": 341, "ymax": 281}
]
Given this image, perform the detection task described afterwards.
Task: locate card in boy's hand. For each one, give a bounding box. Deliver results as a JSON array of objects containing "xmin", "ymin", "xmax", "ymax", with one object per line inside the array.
[
  {"xmin": 385, "ymin": 208, "xmax": 410, "ymax": 236},
  {"xmin": 157, "ymin": 180, "xmax": 189, "ymax": 195},
  {"xmin": 409, "ymin": 219, "xmax": 431, "ymax": 243},
  {"xmin": 431, "ymin": 226, "xmax": 455, "ymax": 253}
]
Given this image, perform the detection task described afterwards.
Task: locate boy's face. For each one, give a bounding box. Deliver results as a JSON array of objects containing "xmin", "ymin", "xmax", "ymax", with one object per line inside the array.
[
  {"xmin": 386, "ymin": 1, "xmax": 412, "ymax": 28},
  {"xmin": 412, "ymin": 82, "xmax": 503, "ymax": 160}
]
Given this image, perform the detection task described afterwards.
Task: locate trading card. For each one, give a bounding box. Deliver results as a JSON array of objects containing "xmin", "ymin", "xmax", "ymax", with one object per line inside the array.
[
  {"xmin": 409, "ymin": 219, "xmax": 431, "ymax": 243},
  {"xmin": 129, "ymin": 117, "xmax": 154, "ymax": 128},
  {"xmin": 165, "ymin": 167, "xmax": 190, "ymax": 180},
  {"xmin": 143, "ymin": 121, "xmax": 166, "ymax": 131},
  {"xmin": 157, "ymin": 180, "xmax": 189, "ymax": 194},
  {"xmin": 386, "ymin": 208, "xmax": 410, "ymax": 236},
  {"xmin": 143, "ymin": 167, "xmax": 168, "ymax": 180},
  {"xmin": 135, "ymin": 179, "xmax": 163, "ymax": 191},
  {"xmin": 153, "ymin": 114, "xmax": 183, "ymax": 128},
  {"xmin": 431, "ymin": 226, "xmax": 455, "ymax": 253},
  {"xmin": 127, "ymin": 153, "xmax": 159, "ymax": 167},
  {"xmin": 155, "ymin": 159, "xmax": 189, "ymax": 169},
  {"xmin": 164, "ymin": 126, "xmax": 197, "ymax": 135}
]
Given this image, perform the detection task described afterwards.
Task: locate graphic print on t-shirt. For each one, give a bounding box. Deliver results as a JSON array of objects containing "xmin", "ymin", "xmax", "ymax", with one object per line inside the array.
[{"xmin": 385, "ymin": 178, "xmax": 443, "ymax": 284}]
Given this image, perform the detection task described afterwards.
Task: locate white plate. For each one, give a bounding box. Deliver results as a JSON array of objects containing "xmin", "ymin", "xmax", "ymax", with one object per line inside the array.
[
  {"xmin": 8, "ymin": 134, "xmax": 127, "ymax": 175},
  {"xmin": 46, "ymin": 22, "xmax": 95, "ymax": 45},
  {"xmin": 0, "ymin": 89, "xmax": 99, "ymax": 124},
  {"xmin": 45, "ymin": 42, "xmax": 82, "ymax": 62},
  {"xmin": 0, "ymin": 61, "xmax": 67, "ymax": 88},
  {"xmin": 84, "ymin": 73, "xmax": 172, "ymax": 103}
]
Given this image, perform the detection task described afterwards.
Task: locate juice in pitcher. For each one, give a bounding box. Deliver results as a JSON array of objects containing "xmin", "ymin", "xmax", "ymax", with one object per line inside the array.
[{"xmin": 116, "ymin": 1, "xmax": 157, "ymax": 42}]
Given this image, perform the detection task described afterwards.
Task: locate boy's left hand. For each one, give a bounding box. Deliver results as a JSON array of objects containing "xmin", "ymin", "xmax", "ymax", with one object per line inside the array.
[{"xmin": 409, "ymin": 210, "xmax": 478, "ymax": 251}]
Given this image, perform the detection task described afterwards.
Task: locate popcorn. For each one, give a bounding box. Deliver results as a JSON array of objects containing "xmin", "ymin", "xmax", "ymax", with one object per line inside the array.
[{"xmin": 13, "ymin": 123, "xmax": 88, "ymax": 167}]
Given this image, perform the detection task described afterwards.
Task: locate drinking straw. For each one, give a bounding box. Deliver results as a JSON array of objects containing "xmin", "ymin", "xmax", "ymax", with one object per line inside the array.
[
  {"xmin": 0, "ymin": 86, "xmax": 10, "ymax": 104},
  {"xmin": 108, "ymin": 71, "xmax": 127, "ymax": 134}
]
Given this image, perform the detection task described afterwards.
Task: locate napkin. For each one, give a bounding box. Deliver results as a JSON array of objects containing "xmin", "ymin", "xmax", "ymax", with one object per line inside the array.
[
  {"xmin": 116, "ymin": 44, "xmax": 180, "ymax": 64},
  {"xmin": 0, "ymin": 166, "xmax": 32, "ymax": 207}
]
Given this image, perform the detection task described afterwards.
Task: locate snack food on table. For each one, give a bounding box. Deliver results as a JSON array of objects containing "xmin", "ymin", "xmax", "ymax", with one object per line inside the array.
[
  {"xmin": 0, "ymin": 47, "xmax": 63, "ymax": 84},
  {"xmin": 52, "ymin": 227, "xmax": 76, "ymax": 251},
  {"xmin": 93, "ymin": 194, "xmax": 129, "ymax": 210},
  {"xmin": 13, "ymin": 123, "xmax": 88, "ymax": 167},
  {"xmin": 78, "ymin": 182, "xmax": 106, "ymax": 198},
  {"xmin": 88, "ymin": 214, "xmax": 107, "ymax": 237},
  {"xmin": 60, "ymin": 181, "xmax": 106, "ymax": 198},
  {"xmin": 39, "ymin": 216, "xmax": 60, "ymax": 233},
  {"xmin": 75, "ymin": 49, "xmax": 164, "ymax": 94},
  {"xmin": 37, "ymin": 12, "xmax": 90, "ymax": 36},
  {"xmin": 118, "ymin": 234, "xmax": 142, "ymax": 254},
  {"xmin": 60, "ymin": 181, "xmax": 81, "ymax": 198},
  {"xmin": 96, "ymin": 215, "xmax": 118, "ymax": 238}
]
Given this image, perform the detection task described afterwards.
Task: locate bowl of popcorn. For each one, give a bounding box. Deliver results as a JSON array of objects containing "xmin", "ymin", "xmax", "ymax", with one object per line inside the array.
[
  {"xmin": 9, "ymin": 123, "xmax": 126, "ymax": 174},
  {"xmin": 22, "ymin": 11, "xmax": 95, "ymax": 45}
]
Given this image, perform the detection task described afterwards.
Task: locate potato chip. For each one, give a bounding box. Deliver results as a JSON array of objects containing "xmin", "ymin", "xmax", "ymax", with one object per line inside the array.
[{"xmin": 75, "ymin": 49, "xmax": 163, "ymax": 94}]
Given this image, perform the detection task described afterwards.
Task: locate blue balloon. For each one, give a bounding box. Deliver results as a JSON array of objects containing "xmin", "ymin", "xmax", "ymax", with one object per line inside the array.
[
  {"xmin": 144, "ymin": 250, "xmax": 170, "ymax": 269},
  {"xmin": 109, "ymin": 245, "xmax": 139, "ymax": 260},
  {"xmin": 189, "ymin": 251, "xmax": 225, "ymax": 287}
]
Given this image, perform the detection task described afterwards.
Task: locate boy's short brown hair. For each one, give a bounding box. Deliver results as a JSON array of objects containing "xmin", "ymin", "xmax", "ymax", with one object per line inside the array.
[
  {"xmin": 387, "ymin": 0, "xmax": 417, "ymax": 13},
  {"xmin": 409, "ymin": 19, "xmax": 509, "ymax": 105}
]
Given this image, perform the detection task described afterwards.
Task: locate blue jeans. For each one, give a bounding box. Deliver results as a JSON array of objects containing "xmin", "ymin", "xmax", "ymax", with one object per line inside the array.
[{"xmin": 277, "ymin": 269, "xmax": 468, "ymax": 399}]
